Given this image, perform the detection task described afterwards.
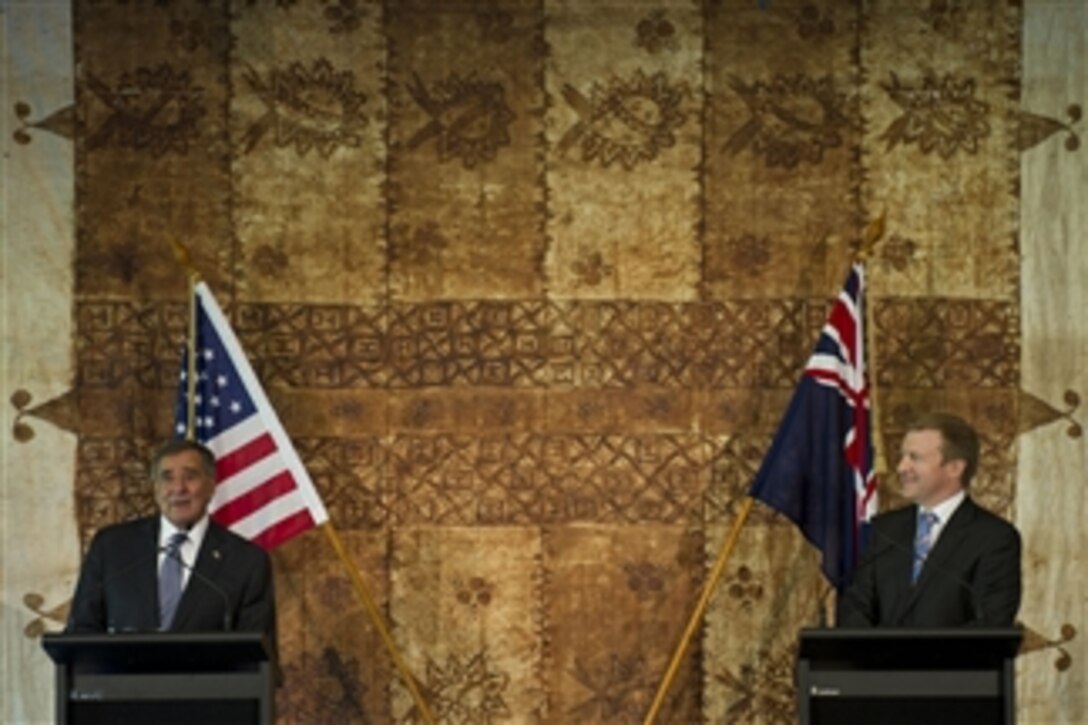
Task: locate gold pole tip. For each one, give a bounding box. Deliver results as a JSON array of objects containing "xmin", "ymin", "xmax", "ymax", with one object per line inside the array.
[
  {"xmin": 858, "ymin": 210, "xmax": 887, "ymax": 261},
  {"xmin": 170, "ymin": 238, "xmax": 202, "ymax": 281}
]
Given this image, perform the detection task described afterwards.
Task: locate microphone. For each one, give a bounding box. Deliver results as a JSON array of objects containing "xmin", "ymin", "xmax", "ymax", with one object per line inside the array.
[
  {"xmin": 160, "ymin": 544, "xmax": 234, "ymax": 632},
  {"xmin": 814, "ymin": 582, "xmax": 833, "ymax": 628}
]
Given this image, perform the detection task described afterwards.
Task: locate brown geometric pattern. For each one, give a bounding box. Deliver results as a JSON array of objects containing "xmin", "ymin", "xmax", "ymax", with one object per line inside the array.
[
  {"xmin": 72, "ymin": 297, "xmax": 829, "ymax": 391},
  {"xmin": 74, "ymin": 295, "xmax": 1018, "ymax": 395},
  {"xmin": 51, "ymin": 0, "xmax": 1030, "ymax": 722},
  {"xmin": 75, "ymin": 300, "xmax": 187, "ymax": 389},
  {"xmin": 294, "ymin": 438, "xmax": 391, "ymax": 529},
  {"xmin": 74, "ymin": 437, "xmax": 158, "ymax": 549},
  {"xmin": 873, "ymin": 298, "xmax": 1019, "ymax": 389},
  {"xmin": 386, "ymin": 433, "xmax": 714, "ymax": 527}
]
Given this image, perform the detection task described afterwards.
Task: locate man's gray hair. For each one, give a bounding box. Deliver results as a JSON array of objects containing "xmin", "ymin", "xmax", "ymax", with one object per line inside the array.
[{"xmin": 150, "ymin": 439, "xmax": 216, "ymax": 482}]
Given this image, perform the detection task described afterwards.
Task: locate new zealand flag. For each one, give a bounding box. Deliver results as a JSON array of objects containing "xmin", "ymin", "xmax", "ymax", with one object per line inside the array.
[{"xmin": 748, "ymin": 263, "xmax": 878, "ymax": 592}]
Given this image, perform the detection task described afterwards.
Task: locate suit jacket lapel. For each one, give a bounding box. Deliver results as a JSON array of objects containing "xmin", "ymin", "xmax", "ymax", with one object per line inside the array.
[
  {"xmin": 893, "ymin": 497, "xmax": 977, "ymax": 624},
  {"xmin": 170, "ymin": 522, "xmax": 227, "ymax": 631},
  {"xmin": 141, "ymin": 517, "xmax": 163, "ymax": 631},
  {"xmin": 885, "ymin": 513, "xmax": 918, "ymax": 625},
  {"xmin": 919, "ymin": 497, "xmax": 976, "ymax": 580}
]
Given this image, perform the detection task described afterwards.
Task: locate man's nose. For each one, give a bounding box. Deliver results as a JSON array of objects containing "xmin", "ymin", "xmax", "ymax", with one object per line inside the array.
[{"xmin": 164, "ymin": 479, "xmax": 188, "ymax": 494}]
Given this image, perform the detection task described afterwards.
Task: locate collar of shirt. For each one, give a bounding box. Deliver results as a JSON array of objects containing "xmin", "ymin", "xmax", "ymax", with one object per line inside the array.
[
  {"xmin": 921, "ymin": 489, "xmax": 966, "ymax": 547},
  {"xmin": 158, "ymin": 514, "xmax": 210, "ymax": 587}
]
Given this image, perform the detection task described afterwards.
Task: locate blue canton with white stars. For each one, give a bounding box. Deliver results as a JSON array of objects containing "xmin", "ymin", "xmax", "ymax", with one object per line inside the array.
[{"xmin": 174, "ymin": 299, "xmax": 257, "ymax": 441}]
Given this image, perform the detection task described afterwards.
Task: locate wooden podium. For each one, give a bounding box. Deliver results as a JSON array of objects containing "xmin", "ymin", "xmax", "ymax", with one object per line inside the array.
[
  {"xmin": 42, "ymin": 632, "xmax": 274, "ymax": 725},
  {"xmin": 796, "ymin": 628, "xmax": 1022, "ymax": 725}
]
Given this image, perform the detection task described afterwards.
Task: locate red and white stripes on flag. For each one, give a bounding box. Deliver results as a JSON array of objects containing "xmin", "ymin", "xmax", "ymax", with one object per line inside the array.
[
  {"xmin": 805, "ymin": 263, "xmax": 879, "ymax": 528},
  {"xmin": 174, "ymin": 282, "xmax": 328, "ymax": 549}
]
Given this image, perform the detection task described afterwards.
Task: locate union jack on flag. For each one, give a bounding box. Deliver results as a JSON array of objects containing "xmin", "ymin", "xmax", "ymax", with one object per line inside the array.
[
  {"xmin": 174, "ymin": 282, "xmax": 328, "ymax": 549},
  {"xmin": 748, "ymin": 263, "xmax": 878, "ymax": 592}
]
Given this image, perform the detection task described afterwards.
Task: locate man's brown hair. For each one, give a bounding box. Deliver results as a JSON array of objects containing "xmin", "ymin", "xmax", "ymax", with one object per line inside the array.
[{"xmin": 907, "ymin": 412, "xmax": 980, "ymax": 487}]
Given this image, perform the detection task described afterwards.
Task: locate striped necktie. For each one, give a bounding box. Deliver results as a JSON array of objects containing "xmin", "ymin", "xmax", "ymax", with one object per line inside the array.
[
  {"xmin": 159, "ymin": 532, "xmax": 188, "ymax": 630},
  {"xmin": 912, "ymin": 511, "xmax": 939, "ymax": 584}
]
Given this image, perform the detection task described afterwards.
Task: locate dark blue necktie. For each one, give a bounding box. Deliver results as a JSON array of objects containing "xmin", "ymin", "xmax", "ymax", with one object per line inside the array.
[
  {"xmin": 159, "ymin": 532, "xmax": 188, "ymax": 630},
  {"xmin": 912, "ymin": 511, "xmax": 939, "ymax": 583}
]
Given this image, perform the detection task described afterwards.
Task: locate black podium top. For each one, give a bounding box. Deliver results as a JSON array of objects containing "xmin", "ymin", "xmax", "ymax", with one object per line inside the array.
[
  {"xmin": 42, "ymin": 632, "xmax": 271, "ymax": 674},
  {"xmin": 799, "ymin": 627, "xmax": 1022, "ymax": 670}
]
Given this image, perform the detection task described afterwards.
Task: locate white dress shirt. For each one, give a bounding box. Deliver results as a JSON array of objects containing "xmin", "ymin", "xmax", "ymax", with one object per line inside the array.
[
  {"xmin": 157, "ymin": 514, "xmax": 210, "ymax": 590},
  {"xmin": 922, "ymin": 488, "xmax": 966, "ymax": 549}
]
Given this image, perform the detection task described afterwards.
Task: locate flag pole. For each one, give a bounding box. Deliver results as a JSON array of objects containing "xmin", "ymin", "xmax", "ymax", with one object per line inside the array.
[
  {"xmin": 186, "ymin": 273, "xmax": 198, "ymax": 441},
  {"xmin": 322, "ymin": 523, "xmax": 436, "ymax": 724},
  {"xmin": 857, "ymin": 213, "xmax": 887, "ymax": 475},
  {"xmin": 169, "ymin": 239, "xmax": 434, "ymax": 722},
  {"xmin": 171, "ymin": 239, "xmax": 200, "ymax": 441},
  {"xmin": 643, "ymin": 496, "xmax": 754, "ymax": 724},
  {"xmin": 646, "ymin": 214, "xmax": 887, "ymax": 722}
]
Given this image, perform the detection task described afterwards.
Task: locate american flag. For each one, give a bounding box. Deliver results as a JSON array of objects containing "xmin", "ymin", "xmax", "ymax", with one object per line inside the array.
[
  {"xmin": 748, "ymin": 263, "xmax": 878, "ymax": 592},
  {"xmin": 174, "ymin": 282, "xmax": 328, "ymax": 549}
]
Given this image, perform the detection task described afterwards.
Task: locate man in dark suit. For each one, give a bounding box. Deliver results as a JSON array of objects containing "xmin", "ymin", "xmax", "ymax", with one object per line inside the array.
[
  {"xmin": 837, "ymin": 412, "xmax": 1021, "ymax": 627},
  {"xmin": 68, "ymin": 439, "xmax": 276, "ymax": 646}
]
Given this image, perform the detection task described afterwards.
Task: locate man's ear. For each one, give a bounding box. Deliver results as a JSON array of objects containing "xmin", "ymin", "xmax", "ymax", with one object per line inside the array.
[{"xmin": 944, "ymin": 457, "xmax": 967, "ymax": 481}]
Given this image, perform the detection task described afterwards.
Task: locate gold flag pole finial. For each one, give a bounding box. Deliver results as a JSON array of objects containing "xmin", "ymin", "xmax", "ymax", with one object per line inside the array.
[
  {"xmin": 171, "ymin": 237, "xmax": 200, "ymax": 278},
  {"xmin": 857, "ymin": 209, "xmax": 886, "ymax": 262}
]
